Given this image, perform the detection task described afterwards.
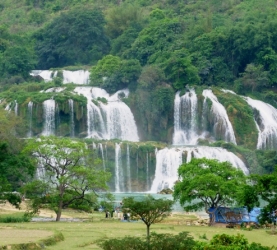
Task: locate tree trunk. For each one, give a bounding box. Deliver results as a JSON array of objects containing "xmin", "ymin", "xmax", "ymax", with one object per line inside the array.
[
  {"xmin": 56, "ymin": 200, "xmax": 63, "ymax": 221},
  {"xmin": 147, "ymin": 225, "xmax": 150, "ymax": 250}
]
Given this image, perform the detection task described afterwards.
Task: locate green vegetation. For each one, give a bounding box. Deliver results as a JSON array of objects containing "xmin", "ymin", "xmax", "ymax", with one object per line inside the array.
[
  {"xmin": 22, "ymin": 136, "xmax": 111, "ymax": 221},
  {"xmin": 122, "ymin": 195, "xmax": 174, "ymax": 243},
  {"xmin": 173, "ymin": 158, "xmax": 247, "ymax": 223}
]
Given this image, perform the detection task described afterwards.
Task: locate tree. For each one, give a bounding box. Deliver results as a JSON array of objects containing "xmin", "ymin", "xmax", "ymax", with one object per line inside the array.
[
  {"xmin": 161, "ymin": 49, "xmax": 200, "ymax": 90},
  {"xmin": 0, "ymin": 107, "xmax": 35, "ymax": 208},
  {"xmin": 23, "ymin": 136, "xmax": 111, "ymax": 221},
  {"xmin": 122, "ymin": 195, "xmax": 174, "ymax": 247},
  {"xmin": 249, "ymin": 168, "xmax": 277, "ymax": 224},
  {"xmin": 90, "ymin": 55, "xmax": 142, "ymax": 93},
  {"xmin": 34, "ymin": 7, "xmax": 110, "ymax": 69},
  {"xmin": 173, "ymin": 158, "xmax": 247, "ymax": 224}
]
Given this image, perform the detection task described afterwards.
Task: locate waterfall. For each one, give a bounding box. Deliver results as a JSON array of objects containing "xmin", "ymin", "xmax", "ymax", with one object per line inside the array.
[
  {"xmin": 173, "ymin": 89, "xmax": 199, "ymax": 145},
  {"xmin": 68, "ymin": 99, "xmax": 75, "ymax": 137},
  {"xmin": 150, "ymin": 146, "xmax": 248, "ymax": 193},
  {"xmin": 14, "ymin": 101, "xmax": 18, "ymax": 116},
  {"xmin": 74, "ymin": 87, "xmax": 139, "ymax": 141},
  {"xmin": 62, "ymin": 70, "xmax": 90, "ymax": 84},
  {"xmin": 98, "ymin": 143, "xmax": 106, "ymax": 170},
  {"xmin": 30, "ymin": 70, "xmax": 90, "ymax": 84},
  {"xmin": 146, "ymin": 152, "xmax": 149, "ymax": 191},
  {"xmin": 27, "ymin": 101, "xmax": 33, "ymax": 137},
  {"xmin": 244, "ymin": 97, "xmax": 277, "ymax": 149},
  {"xmin": 115, "ymin": 143, "xmax": 124, "ymax": 192},
  {"xmin": 126, "ymin": 144, "xmax": 131, "ymax": 192},
  {"xmin": 42, "ymin": 99, "xmax": 56, "ymax": 136},
  {"xmin": 30, "ymin": 70, "xmax": 57, "ymax": 82},
  {"xmin": 202, "ymin": 89, "xmax": 237, "ymax": 144}
]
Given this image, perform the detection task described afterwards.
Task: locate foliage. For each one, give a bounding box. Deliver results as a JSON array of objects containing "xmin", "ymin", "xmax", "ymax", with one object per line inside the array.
[
  {"xmin": 173, "ymin": 158, "xmax": 247, "ymax": 223},
  {"xmin": 105, "ymin": 3, "xmax": 144, "ymax": 39},
  {"xmin": 122, "ymin": 195, "xmax": 174, "ymax": 242},
  {"xmin": 195, "ymin": 233, "xmax": 271, "ymax": 250},
  {"xmin": 161, "ymin": 49, "xmax": 200, "ymax": 90},
  {"xmin": 250, "ymin": 168, "xmax": 277, "ymax": 224},
  {"xmin": 90, "ymin": 55, "xmax": 142, "ymax": 93},
  {"xmin": 23, "ymin": 136, "xmax": 111, "ymax": 221},
  {"xmin": 98, "ymin": 231, "xmax": 196, "ymax": 250},
  {"xmin": 34, "ymin": 7, "xmax": 110, "ymax": 69},
  {"xmin": 0, "ymin": 214, "xmax": 31, "ymax": 223}
]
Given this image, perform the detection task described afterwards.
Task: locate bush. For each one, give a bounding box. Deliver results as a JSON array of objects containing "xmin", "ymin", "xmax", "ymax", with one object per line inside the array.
[
  {"xmin": 195, "ymin": 233, "xmax": 272, "ymax": 250},
  {"xmin": 98, "ymin": 231, "xmax": 196, "ymax": 250},
  {"xmin": 0, "ymin": 215, "xmax": 31, "ymax": 223}
]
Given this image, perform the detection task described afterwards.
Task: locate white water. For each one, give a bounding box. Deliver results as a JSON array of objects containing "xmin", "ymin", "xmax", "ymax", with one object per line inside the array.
[
  {"xmin": 30, "ymin": 70, "xmax": 90, "ymax": 84},
  {"xmin": 63, "ymin": 70, "xmax": 90, "ymax": 84},
  {"xmin": 146, "ymin": 152, "xmax": 149, "ymax": 191},
  {"xmin": 68, "ymin": 99, "xmax": 75, "ymax": 137},
  {"xmin": 42, "ymin": 99, "xmax": 55, "ymax": 136},
  {"xmin": 173, "ymin": 90, "xmax": 200, "ymax": 145},
  {"xmin": 244, "ymin": 97, "xmax": 277, "ymax": 149},
  {"xmin": 115, "ymin": 143, "xmax": 124, "ymax": 192},
  {"xmin": 14, "ymin": 101, "xmax": 18, "ymax": 116},
  {"xmin": 27, "ymin": 101, "xmax": 33, "ymax": 137},
  {"xmin": 202, "ymin": 89, "xmax": 237, "ymax": 144},
  {"xmin": 98, "ymin": 143, "xmax": 105, "ymax": 170},
  {"xmin": 150, "ymin": 146, "xmax": 248, "ymax": 193},
  {"xmin": 74, "ymin": 87, "xmax": 139, "ymax": 141},
  {"xmin": 126, "ymin": 144, "xmax": 131, "ymax": 192},
  {"xmin": 30, "ymin": 70, "xmax": 57, "ymax": 82}
]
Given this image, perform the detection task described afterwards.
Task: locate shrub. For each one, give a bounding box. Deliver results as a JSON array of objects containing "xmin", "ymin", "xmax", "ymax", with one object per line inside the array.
[{"xmin": 98, "ymin": 231, "xmax": 196, "ymax": 250}]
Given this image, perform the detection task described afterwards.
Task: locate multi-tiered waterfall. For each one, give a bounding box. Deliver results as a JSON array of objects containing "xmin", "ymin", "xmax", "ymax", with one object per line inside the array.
[
  {"xmin": 16, "ymin": 70, "xmax": 277, "ymax": 192},
  {"xmin": 150, "ymin": 89, "xmax": 244, "ymax": 193}
]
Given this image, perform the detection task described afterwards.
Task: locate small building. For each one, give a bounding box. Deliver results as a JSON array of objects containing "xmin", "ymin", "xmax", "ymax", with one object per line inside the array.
[{"xmin": 208, "ymin": 207, "xmax": 261, "ymax": 224}]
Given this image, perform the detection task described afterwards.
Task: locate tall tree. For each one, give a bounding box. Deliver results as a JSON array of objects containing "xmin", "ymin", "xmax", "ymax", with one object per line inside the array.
[
  {"xmin": 173, "ymin": 158, "xmax": 247, "ymax": 224},
  {"xmin": 23, "ymin": 136, "xmax": 111, "ymax": 221}
]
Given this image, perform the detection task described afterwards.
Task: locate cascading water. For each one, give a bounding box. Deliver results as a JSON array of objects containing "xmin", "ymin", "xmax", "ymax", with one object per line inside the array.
[
  {"xmin": 30, "ymin": 70, "xmax": 57, "ymax": 82},
  {"xmin": 202, "ymin": 89, "xmax": 237, "ymax": 144},
  {"xmin": 27, "ymin": 101, "xmax": 33, "ymax": 137},
  {"xmin": 150, "ymin": 146, "xmax": 248, "ymax": 193},
  {"xmin": 42, "ymin": 99, "xmax": 56, "ymax": 136},
  {"xmin": 173, "ymin": 90, "xmax": 200, "ymax": 145},
  {"xmin": 68, "ymin": 99, "xmax": 75, "ymax": 137},
  {"xmin": 74, "ymin": 87, "xmax": 139, "ymax": 141},
  {"xmin": 126, "ymin": 144, "xmax": 131, "ymax": 192},
  {"xmin": 14, "ymin": 101, "xmax": 18, "ymax": 116},
  {"xmin": 115, "ymin": 143, "xmax": 124, "ymax": 192},
  {"xmin": 98, "ymin": 143, "xmax": 105, "ymax": 170},
  {"xmin": 30, "ymin": 70, "xmax": 89, "ymax": 84},
  {"xmin": 62, "ymin": 70, "xmax": 90, "ymax": 84},
  {"xmin": 244, "ymin": 97, "xmax": 277, "ymax": 149},
  {"xmin": 146, "ymin": 152, "xmax": 149, "ymax": 191}
]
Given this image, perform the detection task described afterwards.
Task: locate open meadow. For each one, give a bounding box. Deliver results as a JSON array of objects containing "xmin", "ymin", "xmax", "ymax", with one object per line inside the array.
[{"xmin": 0, "ymin": 203, "xmax": 276, "ymax": 250}]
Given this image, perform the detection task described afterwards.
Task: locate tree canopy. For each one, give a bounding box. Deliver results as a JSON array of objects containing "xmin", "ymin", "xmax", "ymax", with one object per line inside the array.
[
  {"xmin": 23, "ymin": 136, "xmax": 111, "ymax": 221},
  {"xmin": 173, "ymin": 158, "xmax": 247, "ymax": 223},
  {"xmin": 34, "ymin": 7, "xmax": 110, "ymax": 69},
  {"xmin": 122, "ymin": 195, "xmax": 174, "ymax": 243}
]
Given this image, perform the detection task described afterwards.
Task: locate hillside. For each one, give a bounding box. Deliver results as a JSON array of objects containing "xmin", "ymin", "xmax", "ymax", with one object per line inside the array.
[{"xmin": 1, "ymin": 0, "xmax": 277, "ymax": 192}]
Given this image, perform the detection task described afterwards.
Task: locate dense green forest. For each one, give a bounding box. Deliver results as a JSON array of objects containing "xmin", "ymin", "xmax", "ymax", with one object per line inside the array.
[{"xmin": 0, "ymin": 0, "xmax": 277, "ymax": 98}]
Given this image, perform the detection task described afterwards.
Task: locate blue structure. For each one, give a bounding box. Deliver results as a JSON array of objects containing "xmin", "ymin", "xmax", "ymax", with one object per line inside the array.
[{"xmin": 208, "ymin": 207, "xmax": 261, "ymax": 224}]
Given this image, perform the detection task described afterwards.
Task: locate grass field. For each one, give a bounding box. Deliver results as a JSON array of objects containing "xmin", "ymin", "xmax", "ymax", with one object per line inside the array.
[{"xmin": 0, "ymin": 209, "xmax": 276, "ymax": 250}]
